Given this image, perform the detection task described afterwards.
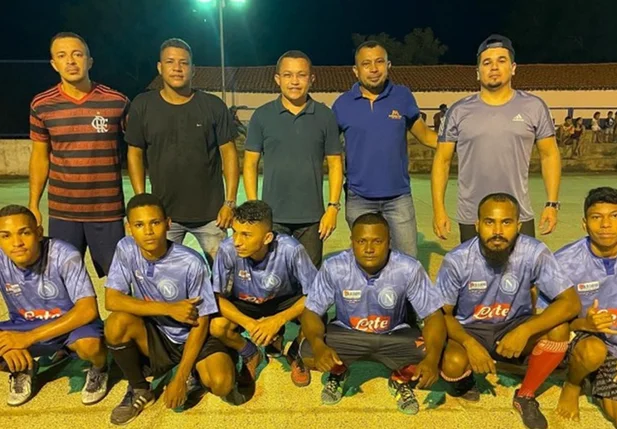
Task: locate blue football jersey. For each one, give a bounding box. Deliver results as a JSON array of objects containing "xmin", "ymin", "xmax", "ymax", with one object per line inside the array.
[
  {"xmin": 0, "ymin": 238, "xmax": 95, "ymax": 323},
  {"xmin": 436, "ymin": 235, "xmax": 572, "ymax": 325},
  {"xmin": 305, "ymin": 250, "xmax": 443, "ymax": 333},
  {"xmin": 106, "ymin": 237, "xmax": 218, "ymax": 343},
  {"xmin": 212, "ymin": 234, "xmax": 317, "ymax": 303}
]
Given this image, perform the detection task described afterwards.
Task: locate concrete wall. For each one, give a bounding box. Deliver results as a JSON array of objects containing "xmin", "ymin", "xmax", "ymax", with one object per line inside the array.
[
  {"xmin": 221, "ymin": 90, "xmax": 617, "ymax": 127},
  {"xmin": 0, "ymin": 139, "xmax": 31, "ymax": 176},
  {"xmin": 3, "ymin": 131, "xmax": 616, "ymax": 177}
]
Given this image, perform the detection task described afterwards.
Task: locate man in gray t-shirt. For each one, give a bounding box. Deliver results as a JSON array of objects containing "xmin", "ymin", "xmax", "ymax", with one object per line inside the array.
[{"xmin": 431, "ymin": 34, "xmax": 561, "ymax": 243}]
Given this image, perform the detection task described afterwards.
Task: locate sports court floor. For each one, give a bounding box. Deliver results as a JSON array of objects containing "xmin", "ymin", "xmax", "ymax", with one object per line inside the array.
[{"xmin": 0, "ymin": 173, "xmax": 615, "ymax": 428}]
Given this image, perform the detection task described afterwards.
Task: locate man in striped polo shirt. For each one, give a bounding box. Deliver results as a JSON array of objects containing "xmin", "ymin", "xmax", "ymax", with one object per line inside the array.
[{"xmin": 28, "ymin": 32, "xmax": 129, "ymax": 277}]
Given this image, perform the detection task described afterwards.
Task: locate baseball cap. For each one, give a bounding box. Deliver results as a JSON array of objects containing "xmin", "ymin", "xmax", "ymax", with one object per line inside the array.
[{"xmin": 477, "ymin": 34, "xmax": 515, "ymax": 57}]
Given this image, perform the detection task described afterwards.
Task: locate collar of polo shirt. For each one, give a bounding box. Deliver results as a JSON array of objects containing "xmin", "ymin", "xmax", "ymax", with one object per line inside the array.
[
  {"xmin": 351, "ymin": 79, "xmax": 394, "ymax": 100},
  {"xmin": 276, "ymin": 95, "xmax": 316, "ymax": 115}
]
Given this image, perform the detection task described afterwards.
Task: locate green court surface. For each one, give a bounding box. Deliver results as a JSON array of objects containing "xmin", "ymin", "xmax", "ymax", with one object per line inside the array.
[{"xmin": 0, "ymin": 174, "xmax": 615, "ymax": 429}]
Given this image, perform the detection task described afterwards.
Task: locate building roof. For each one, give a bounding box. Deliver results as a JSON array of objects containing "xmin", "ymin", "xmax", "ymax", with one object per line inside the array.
[{"xmin": 147, "ymin": 63, "xmax": 617, "ymax": 93}]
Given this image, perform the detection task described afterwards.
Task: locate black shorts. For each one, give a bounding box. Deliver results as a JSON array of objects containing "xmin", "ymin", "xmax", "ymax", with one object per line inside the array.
[
  {"xmin": 49, "ymin": 218, "xmax": 124, "ymax": 278},
  {"xmin": 569, "ymin": 332, "xmax": 617, "ymax": 400},
  {"xmin": 300, "ymin": 323, "xmax": 425, "ymax": 371},
  {"xmin": 144, "ymin": 318, "xmax": 235, "ymax": 377},
  {"xmin": 230, "ymin": 294, "xmax": 303, "ymax": 324},
  {"xmin": 463, "ymin": 316, "xmax": 531, "ymax": 363}
]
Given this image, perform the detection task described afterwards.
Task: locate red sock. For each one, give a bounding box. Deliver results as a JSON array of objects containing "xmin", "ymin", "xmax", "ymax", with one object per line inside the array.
[
  {"xmin": 391, "ymin": 364, "xmax": 417, "ymax": 383},
  {"xmin": 517, "ymin": 340, "xmax": 568, "ymax": 398}
]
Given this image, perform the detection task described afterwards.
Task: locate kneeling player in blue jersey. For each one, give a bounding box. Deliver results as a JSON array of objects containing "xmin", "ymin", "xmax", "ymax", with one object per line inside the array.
[
  {"xmin": 437, "ymin": 193, "xmax": 581, "ymax": 429},
  {"xmin": 300, "ymin": 213, "xmax": 446, "ymax": 415},
  {"xmin": 0, "ymin": 205, "xmax": 108, "ymax": 406},
  {"xmin": 210, "ymin": 201, "xmax": 318, "ymax": 387},
  {"xmin": 547, "ymin": 187, "xmax": 617, "ymax": 425},
  {"xmin": 104, "ymin": 194, "xmax": 240, "ymax": 426}
]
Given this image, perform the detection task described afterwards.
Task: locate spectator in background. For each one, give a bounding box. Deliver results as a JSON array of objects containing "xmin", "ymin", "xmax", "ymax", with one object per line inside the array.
[
  {"xmin": 591, "ymin": 111, "xmax": 602, "ymax": 143},
  {"xmin": 572, "ymin": 117, "xmax": 585, "ymax": 157},
  {"xmin": 433, "ymin": 103, "xmax": 447, "ymax": 132},
  {"xmin": 558, "ymin": 116, "xmax": 574, "ymax": 147},
  {"xmin": 604, "ymin": 111, "xmax": 615, "ymax": 143}
]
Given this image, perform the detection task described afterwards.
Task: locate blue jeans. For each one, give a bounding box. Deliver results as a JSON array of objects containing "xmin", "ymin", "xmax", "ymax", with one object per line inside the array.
[
  {"xmin": 167, "ymin": 220, "xmax": 227, "ymax": 267},
  {"xmin": 345, "ymin": 189, "xmax": 418, "ymax": 257}
]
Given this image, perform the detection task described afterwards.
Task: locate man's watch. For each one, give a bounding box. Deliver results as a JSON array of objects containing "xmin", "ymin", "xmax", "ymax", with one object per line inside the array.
[
  {"xmin": 327, "ymin": 202, "xmax": 341, "ymax": 211},
  {"xmin": 545, "ymin": 201, "xmax": 561, "ymax": 210},
  {"xmin": 224, "ymin": 200, "xmax": 236, "ymax": 209}
]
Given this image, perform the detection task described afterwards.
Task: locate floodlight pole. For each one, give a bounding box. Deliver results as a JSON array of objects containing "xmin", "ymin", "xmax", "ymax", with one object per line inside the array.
[{"xmin": 219, "ymin": 0, "xmax": 226, "ymax": 102}]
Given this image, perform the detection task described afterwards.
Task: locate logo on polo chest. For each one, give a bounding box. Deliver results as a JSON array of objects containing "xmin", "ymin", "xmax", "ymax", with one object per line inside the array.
[{"xmin": 388, "ymin": 110, "xmax": 402, "ymax": 120}]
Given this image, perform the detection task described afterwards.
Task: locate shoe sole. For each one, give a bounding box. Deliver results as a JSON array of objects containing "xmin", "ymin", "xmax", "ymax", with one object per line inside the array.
[
  {"xmin": 82, "ymin": 390, "xmax": 109, "ymax": 406},
  {"xmin": 322, "ymin": 396, "xmax": 343, "ymax": 406},
  {"xmin": 110, "ymin": 398, "xmax": 155, "ymax": 426},
  {"xmin": 7, "ymin": 396, "xmax": 34, "ymax": 407}
]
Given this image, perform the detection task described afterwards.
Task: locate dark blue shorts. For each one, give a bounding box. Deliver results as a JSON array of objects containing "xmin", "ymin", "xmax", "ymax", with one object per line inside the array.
[
  {"xmin": 0, "ymin": 319, "xmax": 103, "ymax": 357},
  {"xmin": 49, "ymin": 218, "xmax": 124, "ymax": 278}
]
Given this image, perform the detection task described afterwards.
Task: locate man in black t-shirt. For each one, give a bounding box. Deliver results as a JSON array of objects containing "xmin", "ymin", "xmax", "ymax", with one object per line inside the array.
[{"xmin": 126, "ymin": 38, "xmax": 239, "ymax": 265}]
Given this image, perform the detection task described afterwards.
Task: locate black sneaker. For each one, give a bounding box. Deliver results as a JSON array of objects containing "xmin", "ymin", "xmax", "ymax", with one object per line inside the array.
[
  {"xmin": 450, "ymin": 374, "xmax": 480, "ymax": 402},
  {"xmin": 321, "ymin": 371, "xmax": 348, "ymax": 405},
  {"xmin": 110, "ymin": 386, "xmax": 155, "ymax": 426},
  {"xmin": 513, "ymin": 389, "xmax": 548, "ymax": 429},
  {"xmin": 388, "ymin": 379, "xmax": 419, "ymax": 415}
]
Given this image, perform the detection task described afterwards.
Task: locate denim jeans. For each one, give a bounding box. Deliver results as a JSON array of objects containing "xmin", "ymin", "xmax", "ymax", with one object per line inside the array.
[
  {"xmin": 167, "ymin": 220, "xmax": 227, "ymax": 267},
  {"xmin": 345, "ymin": 189, "xmax": 418, "ymax": 257}
]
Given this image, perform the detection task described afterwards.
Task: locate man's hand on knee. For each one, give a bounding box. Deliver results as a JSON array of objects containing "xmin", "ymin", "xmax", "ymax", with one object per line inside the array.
[{"xmin": 2, "ymin": 349, "xmax": 33, "ymax": 373}]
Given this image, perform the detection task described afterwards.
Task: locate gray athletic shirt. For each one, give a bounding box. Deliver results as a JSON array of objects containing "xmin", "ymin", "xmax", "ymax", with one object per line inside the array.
[{"xmin": 438, "ymin": 90, "xmax": 554, "ymax": 224}]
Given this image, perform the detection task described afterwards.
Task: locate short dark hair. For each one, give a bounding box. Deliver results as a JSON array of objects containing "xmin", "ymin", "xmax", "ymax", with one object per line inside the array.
[
  {"xmin": 0, "ymin": 205, "xmax": 37, "ymax": 225},
  {"xmin": 126, "ymin": 193, "xmax": 167, "ymax": 219},
  {"xmin": 233, "ymin": 201, "xmax": 272, "ymax": 229},
  {"xmin": 584, "ymin": 187, "xmax": 617, "ymax": 216},
  {"xmin": 565, "ymin": 116, "xmax": 572, "ymax": 121},
  {"xmin": 276, "ymin": 50, "xmax": 312, "ymax": 73},
  {"xmin": 594, "ymin": 111, "xmax": 601, "ymax": 118},
  {"xmin": 160, "ymin": 38, "xmax": 193, "ymax": 61},
  {"xmin": 50, "ymin": 32, "xmax": 90, "ymax": 57},
  {"xmin": 352, "ymin": 212, "xmax": 390, "ymax": 233},
  {"xmin": 477, "ymin": 193, "xmax": 521, "ymax": 219},
  {"xmin": 354, "ymin": 40, "xmax": 388, "ymax": 63},
  {"xmin": 609, "ymin": 111, "xmax": 614, "ymax": 115}
]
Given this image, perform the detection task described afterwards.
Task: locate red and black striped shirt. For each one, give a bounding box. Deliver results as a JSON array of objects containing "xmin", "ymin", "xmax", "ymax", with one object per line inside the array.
[{"xmin": 30, "ymin": 83, "xmax": 129, "ymax": 222}]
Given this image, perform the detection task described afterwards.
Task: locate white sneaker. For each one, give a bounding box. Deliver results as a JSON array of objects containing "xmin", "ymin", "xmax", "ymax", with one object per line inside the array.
[
  {"xmin": 7, "ymin": 363, "xmax": 37, "ymax": 407},
  {"xmin": 81, "ymin": 367, "xmax": 109, "ymax": 405}
]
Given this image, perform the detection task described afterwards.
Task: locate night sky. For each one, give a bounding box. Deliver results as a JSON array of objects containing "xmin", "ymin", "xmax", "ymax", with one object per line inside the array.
[{"xmin": 1, "ymin": 0, "xmax": 615, "ymax": 134}]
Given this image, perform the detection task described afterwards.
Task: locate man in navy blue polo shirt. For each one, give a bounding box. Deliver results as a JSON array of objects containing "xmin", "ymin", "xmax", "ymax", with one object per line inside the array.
[{"xmin": 332, "ymin": 40, "xmax": 438, "ymax": 258}]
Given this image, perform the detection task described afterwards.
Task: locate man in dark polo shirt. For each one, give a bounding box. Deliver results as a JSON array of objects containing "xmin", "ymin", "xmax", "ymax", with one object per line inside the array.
[
  {"xmin": 126, "ymin": 38, "xmax": 239, "ymax": 265},
  {"xmin": 333, "ymin": 41, "xmax": 437, "ymax": 258},
  {"xmin": 243, "ymin": 50, "xmax": 343, "ymax": 267}
]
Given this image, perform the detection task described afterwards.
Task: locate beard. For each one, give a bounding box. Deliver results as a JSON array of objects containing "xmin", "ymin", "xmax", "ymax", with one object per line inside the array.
[{"xmin": 480, "ymin": 234, "xmax": 518, "ymax": 267}]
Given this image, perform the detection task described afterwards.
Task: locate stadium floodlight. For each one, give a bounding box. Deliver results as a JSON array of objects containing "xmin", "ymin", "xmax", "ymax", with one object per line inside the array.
[{"xmin": 195, "ymin": 0, "xmax": 248, "ymax": 102}]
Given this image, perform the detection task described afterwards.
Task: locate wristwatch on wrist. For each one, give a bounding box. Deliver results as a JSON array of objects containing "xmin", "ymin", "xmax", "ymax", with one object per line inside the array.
[
  {"xmin": 224, "ymin": 200, "xmax": 236, "ymax": 209},
  {"xmin": 328, "ymin": 202, "xmax": 341, "ymax": 211},
  {"xmin": 545, "ymin": 201, "xmax": 561, "ymax": 210}
]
